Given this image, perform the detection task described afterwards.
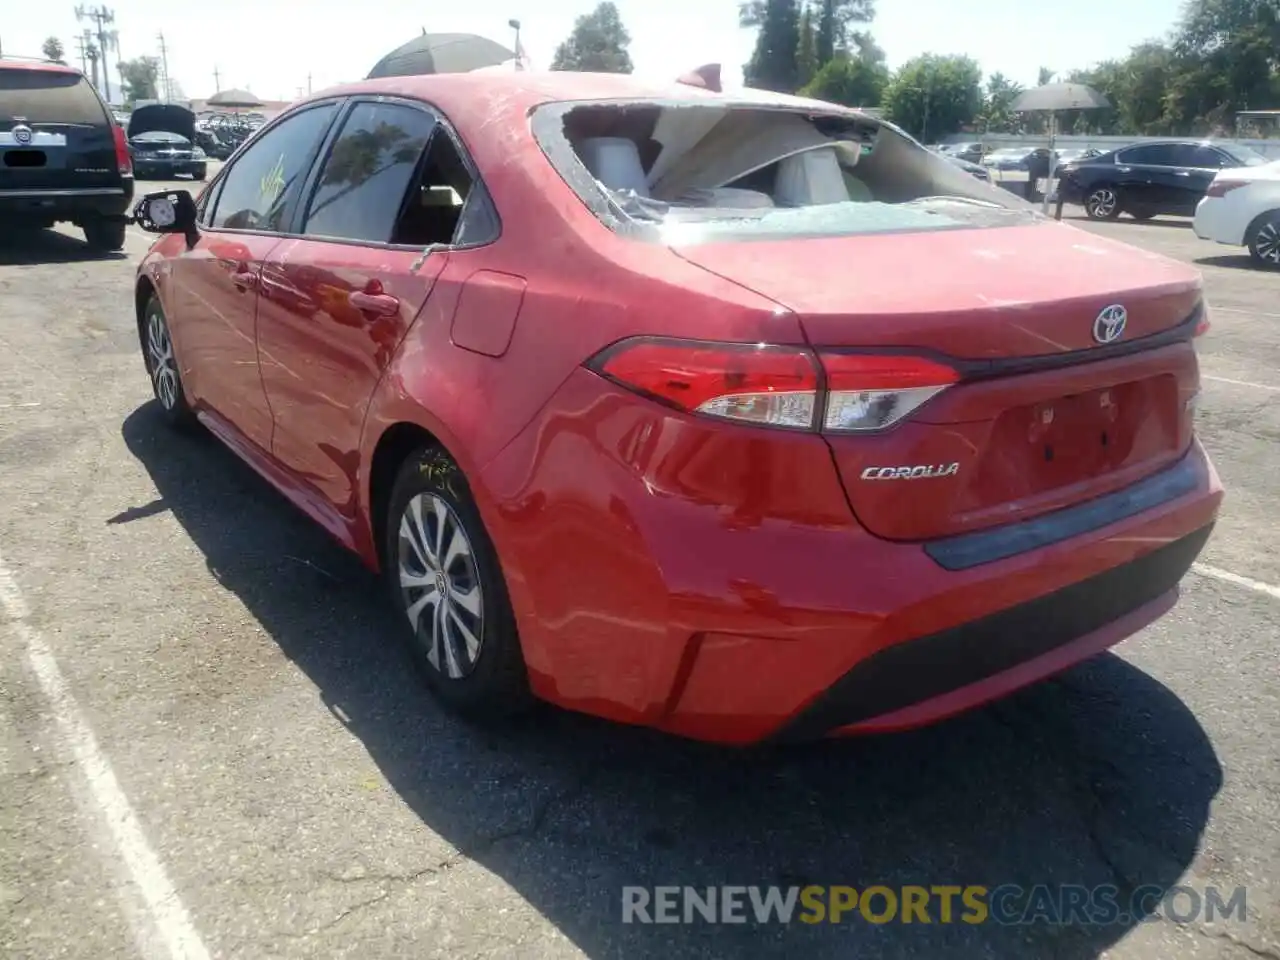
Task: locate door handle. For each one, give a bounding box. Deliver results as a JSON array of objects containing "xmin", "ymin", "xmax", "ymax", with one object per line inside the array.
[
  {"xmin": 1116, "ymin": 166, "xmax": 1131, "ymax": 172},
  {"xmin": 348, "ymin": 290, "xmax": 400, "ymax": 316},
  {"xmin": 231, "ymin": 268, "xmax": 257, "ymax": 291}
]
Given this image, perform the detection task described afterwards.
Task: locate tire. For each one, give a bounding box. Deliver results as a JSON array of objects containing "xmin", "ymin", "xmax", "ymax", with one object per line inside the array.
[
  {"xmin": 83, "ymin": 219, "xmax": 126, "ymax": 251},
  {"xmin": 140, "ymin": 295, "xmax": 197, "ymax": 429},
  {"xmin": 1246, "ymin": 212, "xmax": 1280, "ymax": 269},
  {"xmin": 1130, "ymin": 210, "xmax": 1157, "ymax": 221},
  {"xmin": 383, "ymin": 445, "xmax": 530, "ymax": 721},
  {"xmin": 1084, "ymin": 185, "xmax": 1122, "ymax": 220},
  {"xmin": 192, "ymin": 165, "xmax": 207, "ymax": 182}
]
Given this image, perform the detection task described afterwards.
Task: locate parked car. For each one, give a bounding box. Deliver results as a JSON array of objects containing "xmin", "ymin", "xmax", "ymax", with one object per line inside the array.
[
  {"xmin": 939, "ymin": 141, "xmax": 991, "ymax": 164},
  {"xmin": 127, "ymin": 103, "xmax": 206, "ymax": 180},
  {"xmin": 944, "ymin": 153, "xmax": 990, "ymax": 181},
  {"xmin": 982, "ymin": 147, "xmax": 1051, "ymax": 171},
  {"xmin": 1193, "ymin": 160, "xmax": 1280, "ymax": 268},
  {"xmin": 0, "ymin": 57, "xmax": 133, "ymax": 249},
  {"xmin": 1057, "ymin": 140, "xmax": 1271, "ymax": 220},
  {"xmin": 129, "ymin": 72, "xmax": 1222, "ymax": 745}
]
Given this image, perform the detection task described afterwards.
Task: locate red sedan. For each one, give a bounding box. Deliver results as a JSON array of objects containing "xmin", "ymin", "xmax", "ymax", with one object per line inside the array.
[{"xmin": 131, "ymin": 72, "xmax": 1223, "ymax": 745}]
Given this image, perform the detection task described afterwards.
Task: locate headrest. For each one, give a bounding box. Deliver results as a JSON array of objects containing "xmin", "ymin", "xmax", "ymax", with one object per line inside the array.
[
  {"xmin": 775, "ymin": 146, "xmax": 850, "ymax": 206},
  {"xmin": 577, "ymin": 136, "xmax": 650, "ymax": 196}
]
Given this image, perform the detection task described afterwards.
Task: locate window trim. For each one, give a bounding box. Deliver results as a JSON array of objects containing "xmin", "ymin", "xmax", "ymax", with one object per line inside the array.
[
  {"xmin": 201, "ymin": 98, "xmax": 347, "ymax": 237},
  {"xmin": 289, "ymin": 93, "xmax": 502, "ymax": 253}
]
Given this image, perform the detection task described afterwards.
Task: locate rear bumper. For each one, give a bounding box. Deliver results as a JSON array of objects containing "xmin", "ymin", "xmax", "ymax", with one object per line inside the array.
[
  {"xmin": 479, "ymin": 369, "xmax": 1224, "ymax": 745},
  {"xmin": 134, "ymin": 161, "xmax": 204, "ymax": 178},
  {"xmin": 775, "ymin": 522, "xmax": 1211, "ymax": 741},
  {"xmin": 0, "ymin": 182, "xmax": 134, "ymax": 224},
  {"xmin": 1191, "ymin": 197, "xmax": 1240, "ymax": 245}
]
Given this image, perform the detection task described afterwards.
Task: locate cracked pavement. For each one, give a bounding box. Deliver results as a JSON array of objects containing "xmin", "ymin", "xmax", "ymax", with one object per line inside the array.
[{"xmin": 0, "ymin": 197, "xmax": 1278, "ymax": 959}]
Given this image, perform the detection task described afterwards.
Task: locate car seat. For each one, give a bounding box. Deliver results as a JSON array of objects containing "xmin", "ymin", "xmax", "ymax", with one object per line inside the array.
[
  {"xmin": 775, "ymin": 145, "xmax": 864, "ymax": 205},
  {"xmin": 577, "ymin": 136, "xmax": 650, "ymax": 196}
]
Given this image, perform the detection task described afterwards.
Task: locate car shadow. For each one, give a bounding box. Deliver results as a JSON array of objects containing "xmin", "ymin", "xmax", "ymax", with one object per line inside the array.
[
  {"xmin": 0, "ymin": 228, "xmax": 128, "ymax": 265},
  {"xmin": 1062, "ymin": 213, "xmax": 1194, "ymax": 230},
  {"xmin": 118, "ymin": 403, "xmax": 1222, "ymax": 959},
  {"xmin": 1194, "ymin": 253, "xmax": 1275, "ymax": 272}
]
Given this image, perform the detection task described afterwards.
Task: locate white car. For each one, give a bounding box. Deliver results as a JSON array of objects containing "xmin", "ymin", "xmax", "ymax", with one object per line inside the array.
[{"xmin": 1193, "ymin": 159, "xmax": 1280, "ymax": 268}]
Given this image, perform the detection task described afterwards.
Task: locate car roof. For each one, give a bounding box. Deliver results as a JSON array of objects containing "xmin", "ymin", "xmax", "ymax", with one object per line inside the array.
[
  {"xmin": 0, "ymin": 58, "xmax": 83, "ymax": 75},
  {"xmin": 294, "ymin": 71, "xmax": 870, "ymax": 123}
]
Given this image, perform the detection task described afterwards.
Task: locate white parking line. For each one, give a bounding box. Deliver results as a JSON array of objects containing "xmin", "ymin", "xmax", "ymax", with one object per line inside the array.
[
  {"xmin": 0, "ymin": 553, "xmax": 210, "ymax": 960},
  {"xmin": 1192, "ymin": 563, "xmax": 1280, "ymax": 602},
  {"xmin": 1202, "ymin": 375, "xmax": 1280, "ymax": 393}
]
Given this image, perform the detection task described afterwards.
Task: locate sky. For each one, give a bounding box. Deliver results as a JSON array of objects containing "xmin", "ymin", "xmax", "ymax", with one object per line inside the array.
[{"xmin": 0, "ymin": 0, "xmax": 1185, "ymax": 104}]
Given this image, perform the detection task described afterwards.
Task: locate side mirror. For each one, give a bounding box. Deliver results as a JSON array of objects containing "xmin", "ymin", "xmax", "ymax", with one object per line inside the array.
[{"xmin": 132, "ymin": 190, "xmax": 197, "ymax": 235}]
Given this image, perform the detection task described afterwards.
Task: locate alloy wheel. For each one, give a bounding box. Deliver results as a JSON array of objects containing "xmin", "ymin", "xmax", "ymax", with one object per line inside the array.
[
  {"xmin": 1087, "ymin": 188, "xmax": 1117, "ymax": 218},
  {"xmin": 147, "ymin": 310, "xmax": 179, "ymax": 411},
  {"xmin": 396, "ymin": 493, "xmax": 485, "ymax": 679},
  {"xmin": 1253, "ymin": 221, "xmax": 1280, "ymax": 266}
]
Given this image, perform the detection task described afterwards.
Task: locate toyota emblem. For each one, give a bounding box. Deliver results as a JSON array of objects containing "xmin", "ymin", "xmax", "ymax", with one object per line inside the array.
[
  {"xmin": 12, "ymin": 124, "xmax": 33, "ymax": 145},
  {"xmin": 1093, "ymin": 304, "xmax": 1127, "ymax": 344}
]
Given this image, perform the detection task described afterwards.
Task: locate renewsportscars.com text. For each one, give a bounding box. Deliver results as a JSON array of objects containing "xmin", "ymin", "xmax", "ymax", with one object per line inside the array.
[{"xmin": 621, "ymin": 884, "xmax": 1247, "ymax": 926}]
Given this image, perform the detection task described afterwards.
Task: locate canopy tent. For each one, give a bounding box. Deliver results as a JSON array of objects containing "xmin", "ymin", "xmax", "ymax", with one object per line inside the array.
[
  {"xmin": 1012, "ymin": 82, "xmax": 1111, "ymax": 215},
  {"xmin": 207, "ymin": 88, "xmax": 264, "ymax": 108},
  {"xmin": 367, "ymin": 33, "xmax": 515, "ymax": 79}
]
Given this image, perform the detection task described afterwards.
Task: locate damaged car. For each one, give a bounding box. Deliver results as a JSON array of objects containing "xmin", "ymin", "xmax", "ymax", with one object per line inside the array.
[
  {"xmin": 127, "ymin": 103, "xmax": 206, "ymax": 181},
  {"xmin": 128, "ymin": 72, "xmax": 1221, "ymax": 745}
]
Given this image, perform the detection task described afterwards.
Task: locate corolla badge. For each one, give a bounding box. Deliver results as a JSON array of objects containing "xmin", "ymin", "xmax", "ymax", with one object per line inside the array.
[
  {"xmin": 11, "ymin": 124, "xmax": 33, "ymax": 145},
  {"xmin": 860, "ymin": 463, "xmax": 960, "ymax": 481},
  {"xmin": 1093, "ymin": 304, "xmax": 1127, "ymax": 344}
]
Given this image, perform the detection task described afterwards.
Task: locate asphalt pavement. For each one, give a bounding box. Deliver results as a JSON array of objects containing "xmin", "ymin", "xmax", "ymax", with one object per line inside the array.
[{"xmin": 1, "ymin": 189, "xmax": 1278, "ymax": 960}]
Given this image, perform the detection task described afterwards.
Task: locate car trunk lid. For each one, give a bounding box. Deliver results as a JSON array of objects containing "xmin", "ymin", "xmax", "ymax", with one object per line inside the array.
[{"xmin": 672, "ymin": 221, "xmax": 1204, "ymax": 541}]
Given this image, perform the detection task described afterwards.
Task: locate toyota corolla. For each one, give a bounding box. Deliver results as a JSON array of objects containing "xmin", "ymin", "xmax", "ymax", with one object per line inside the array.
[{"xmin": 130, "ymin": 71, "xmax": 1223, "ymax": 745}]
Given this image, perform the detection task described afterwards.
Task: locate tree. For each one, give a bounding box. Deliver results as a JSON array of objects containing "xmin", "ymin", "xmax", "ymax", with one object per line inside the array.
[
  {"xmin": 41, "ymin": 37, "xmax": 65, "ymax": 64},
  {"xmin": 815, "ymin": 0, "xmax": 875, "ymax": 63},
  {"xmin": 742, "ymin": 0, "xmax": 801, "ymax": 91},
  {"xmin": 799, "ymin": 52, "xmax": 889, "ymax": 107},
  {"xmin": 881, "ymin": 54, "xmax": 984, "ymax": 142},
  {"xmin": 551, "ymin": 2, "xmax": 634, "ymax": 73},
  {"xmin": 117, "ymin": 57, "xmax": 160, "ymax": 108},
  {"xmin": 979, "ymin": 72, "xmax": 1024, "ymax": 133},
  {"xmin": 796, "ymin": 5, "xmax": 819, "ymax": 88}
]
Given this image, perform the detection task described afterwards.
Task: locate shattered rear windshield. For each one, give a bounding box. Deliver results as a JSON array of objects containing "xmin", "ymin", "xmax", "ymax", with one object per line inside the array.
[{"xmin": 531, "ymin": 100, "xmax": 1039, "ymax": 244}]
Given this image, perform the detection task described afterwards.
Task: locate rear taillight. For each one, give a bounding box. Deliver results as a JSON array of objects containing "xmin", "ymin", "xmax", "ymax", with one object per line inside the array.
[
  {"xmin": 1194, "ymin": 307, "xmax": 1211, "ymax": 337},
  {"xmin": 588, "ymin": 337, "xmax": 958, "ymax": 433},
  {"xmin": 1205, "ymin": 180, "xmax": 1245, "ymax": 198},
  {"xmin": 112, "ymin": 125, "xmax": 132, "ymax": 175},
  {"xmin": 820, "ymin": 352, "xmax": 960, "ymax": 432}
]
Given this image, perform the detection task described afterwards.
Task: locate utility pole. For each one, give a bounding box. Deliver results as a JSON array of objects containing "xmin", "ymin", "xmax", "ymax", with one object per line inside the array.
[
  {"xmin": 306, "ymin": 73, "xmax": 311, "ymax": 95},
  {"xmin": 75, "ymin": 32, "xmax": 89, "ymax": 74},
  {"xmin": 213, "ymin": 66, "xmax": 221, "ymax": 92},
  {"xmin": 75, "ymin": 6, "xmax": 117, "ymax": 104},
  {"xmin": 156, "ymin": 31, "xmax": 171, "ymax": 101}
]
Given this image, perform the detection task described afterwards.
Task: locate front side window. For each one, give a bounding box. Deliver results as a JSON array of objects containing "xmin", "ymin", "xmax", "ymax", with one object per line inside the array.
[
  {"xmin": 302, "ymin": 101, "xmax": 436, "ymax": 243},
  {"xmin": 209, "ymin": 104, "xmax": 336, "ymax": 232},
  {"xmin": 532, "ymin": 100, "xmax": 1035, "ymax": 245}
]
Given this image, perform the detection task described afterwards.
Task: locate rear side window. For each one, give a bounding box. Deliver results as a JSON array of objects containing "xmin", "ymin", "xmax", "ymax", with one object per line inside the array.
[
  {"xmin": 209, "ymin": 104, "xmax": 336, "ymax": 232},
  {"xmin": 302, "ymin": 101, "xmax": 436, "ymax": 243},
  {"xmin": 0, "ymin": 68, "xmax": 107, "ymax": 125},
  {"xmin": 1118, "ymin": 144, "xmax": 1179, "ymax": 166}
]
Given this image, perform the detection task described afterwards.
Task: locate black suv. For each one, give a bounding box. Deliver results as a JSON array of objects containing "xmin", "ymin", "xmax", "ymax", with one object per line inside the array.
[
  {"xmin": 1056, "ymin": 139, "xmax": 1270, "ymax": 221},
  {"xmin": 1, "ymin": 58, "xmax": 134, "ymax": 250}
]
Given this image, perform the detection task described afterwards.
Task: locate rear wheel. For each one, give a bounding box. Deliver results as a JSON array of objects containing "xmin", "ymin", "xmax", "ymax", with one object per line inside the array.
[
  {"xmin": 1130, "ymin": 210, "xmax": 1157, "ymax": 221},
  {"xmin": 1247, "ymin": 213, "xmax": 1280, "ymax": 269},
  {"xmin": 141, "ymin": 295, "xmax": 197, "ymax": 429},
  {"xmin": 383, "ymin": 446, "xmax": 530, "ymax": 721},
  {"xmin": 1085, "ymin": 186, "xmax": 1122, "ymax": 220},
  {"xmin": 84, "ymin": 219, "xmax": 126, "ymax": 251}
]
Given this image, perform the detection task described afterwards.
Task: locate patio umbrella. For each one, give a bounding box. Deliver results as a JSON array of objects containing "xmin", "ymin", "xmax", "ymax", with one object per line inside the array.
[
  {"xmin": 1012, "ymin": 82, "xmax": 1111, "ymax": 214},
  {"xmin": 367, "ymin": 33, "xmax": 515, "ymax": 79},
  {"xmin": 207, "ymin": 88, "xmax": 264, "ymax": 109}
]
